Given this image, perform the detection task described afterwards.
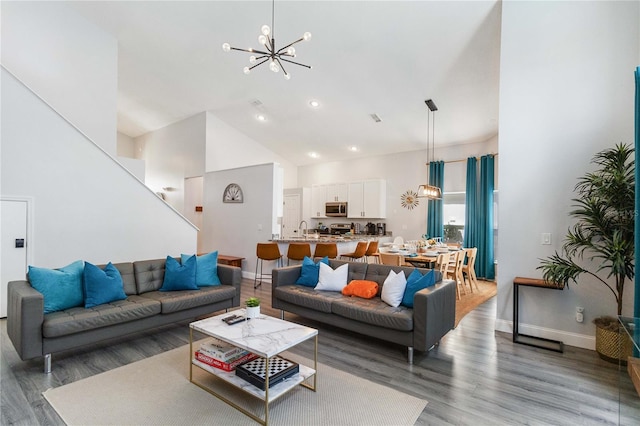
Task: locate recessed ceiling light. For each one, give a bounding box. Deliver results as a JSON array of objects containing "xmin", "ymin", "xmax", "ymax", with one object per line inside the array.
[
  {"xmin": 349, "ymin": 146, "xmax": 358, "ymax": 152},
  {"xmin": 308, "ymin": 152, "xmax": 319, "ymax": 158},
  {"xmin": 309, "ymin": 99, "xmax": 320, "ymax": 108},
  {"xmin": 256, "ymin": 114, "xmax": 267, "ymax": 122}
]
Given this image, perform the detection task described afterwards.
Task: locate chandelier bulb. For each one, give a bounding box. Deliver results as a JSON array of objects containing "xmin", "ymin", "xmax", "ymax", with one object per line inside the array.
[
  {"xmin": 222, "ymin": 43, "xmax": 231, "ymax": 52},
  {"xmin": 303, "ymin": 32, "xmax": 312, "ymax": 41},
  {"xmin": 261, "ymin": 25, "xmax": 271, "ymax": 36},
  {"xmin": 243, "ymin": 67, "xmax": 251, "ymax": 75},
  {"xmin": 286, "ymin": 47, "xmax": 296, "ymax": 56},
  {"xmin": 284, "ymin": 72, "xmax": 291, "ymax": 80},
  {"xmin": 258, "ymin": 34, "xmax": 267, "ymax": 45},
  {"xmin": 249, "ymin": 56, "xmax": 257, "ymax": 64},
  {"xmin": 269, "ymin": 61, "xmax": 280, "ymax": 73}
]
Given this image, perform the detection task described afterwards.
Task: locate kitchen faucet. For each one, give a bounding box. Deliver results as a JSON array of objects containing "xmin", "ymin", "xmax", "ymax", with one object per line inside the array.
[{"xmin": 298, "ymin": 220, "xmax": 308, "ymax": 237}]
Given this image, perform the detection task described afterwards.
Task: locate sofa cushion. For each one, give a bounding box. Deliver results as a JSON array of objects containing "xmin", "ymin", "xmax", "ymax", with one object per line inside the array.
[
  {"xmin": 329, "ymin": 259, "xmax": 367, "ymax": 282},
  {"xmin": 42, "ymin": 295, "xmax": 161, "ymax": 338},
  {"xmin": 133, "ymin": 258, "xmax": 169, "ymax": 294},
  {"xmin": 28, "ymin": 260, "xmax": 84, "ymax": 314},
  {"xmin": 273, "ymin": 285, "xmax": 344, "ymax": 313},
  {"xmin": 296, "ymin": 256, "xmax": 329, "ymax": 287},
  {"xmin": 83, "ymin": 262, "xmax": 127, "ymax": 308},
  {"xmin": 401, "ymin": 269, "xmax": 436, "ymax": 308},
  {"xmin": 380, "ymin": 270, "xmax": 407, "ymax": 308},
  {"xmin": 138, "ymin": 285, "xmax": 236, "ymax": 314},
  {"xmin": 161, "ymin": 255, "xmax": 198, "ymax": 291},
  {"xmin": 181, "ymin": 252, "xmax": 221, "ymax": 287},
  {"xmin": 342, "ymin": 280, "xmax": 379, "ymax": 299},
  {"xmin": 316, "ymin": 263, "xmax": 348, "ymax": 292},
  {"xmin": 331, "ymin": 297, "xmax": 414, "ymax": 331}
]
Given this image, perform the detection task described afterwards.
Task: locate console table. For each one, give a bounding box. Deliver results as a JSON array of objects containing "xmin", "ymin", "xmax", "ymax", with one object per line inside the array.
[
  {"xmin": 217, "ymin": 255, "xmax": 244, "ymax": 268},
  {"xmin": 512, "ymin": 276, "xmax": 565, "ymax": 352},
  {"xmin": 618, "ymin": 316, "xmax": 640, "ymax": 424}
]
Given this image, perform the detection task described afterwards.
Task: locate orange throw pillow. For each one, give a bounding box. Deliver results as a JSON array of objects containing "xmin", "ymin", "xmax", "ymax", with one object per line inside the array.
[{"xmin": 342, "ymin": 280, "xmax": 379, "ymax": 299}]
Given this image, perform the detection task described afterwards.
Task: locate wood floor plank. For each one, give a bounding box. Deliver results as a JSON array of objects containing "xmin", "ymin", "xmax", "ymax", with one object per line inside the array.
[{"xmin": 1, "ymin": 277, "xmax": 639, "ymax": 425}]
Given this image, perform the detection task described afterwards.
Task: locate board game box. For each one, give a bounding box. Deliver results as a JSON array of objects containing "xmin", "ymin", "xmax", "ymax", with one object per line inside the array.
[{"xmin": 235, "ymin": 356, "xmax": 299, "ymax": 390}]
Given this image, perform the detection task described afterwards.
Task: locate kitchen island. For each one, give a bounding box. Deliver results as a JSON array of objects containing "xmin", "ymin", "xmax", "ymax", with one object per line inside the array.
[{"xmin": 271, "ymin": 235, "xmax": 392, "ymax": 259}]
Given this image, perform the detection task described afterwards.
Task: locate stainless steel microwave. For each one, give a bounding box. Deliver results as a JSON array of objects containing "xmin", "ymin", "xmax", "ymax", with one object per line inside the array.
[{"xmin": 325, "ymin": 202, "xmax": 348, "ymax": 217}]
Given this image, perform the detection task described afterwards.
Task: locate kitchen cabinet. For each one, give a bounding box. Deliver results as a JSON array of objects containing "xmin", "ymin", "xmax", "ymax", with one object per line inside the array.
[
  {"xmin": 311, "ymin": 184, "xmax": 327, "ymax": 218},
  {"xmin": 325, "ymin": 183, "xmax": 348, "ymax": 202},
  {"xmin": 347, "ymin": 179, "xmax": 386, "ymax": 218}
]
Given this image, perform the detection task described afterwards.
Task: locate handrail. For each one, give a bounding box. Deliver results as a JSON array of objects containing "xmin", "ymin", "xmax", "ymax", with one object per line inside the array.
[{"xmin": 1, "ymin": 64, "xmax": 198, "ymax": 231}]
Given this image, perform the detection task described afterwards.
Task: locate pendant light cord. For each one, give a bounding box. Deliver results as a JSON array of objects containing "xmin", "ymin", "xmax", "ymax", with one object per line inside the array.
[{"xmin": 271, "ymin": 0, "xmax": 275, "ymax": 39}]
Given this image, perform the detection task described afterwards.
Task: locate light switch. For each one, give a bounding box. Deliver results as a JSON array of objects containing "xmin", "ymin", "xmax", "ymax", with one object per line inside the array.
[{"xmin": 541, "ymin": 233, "xmax": 551, "ymax": 245}]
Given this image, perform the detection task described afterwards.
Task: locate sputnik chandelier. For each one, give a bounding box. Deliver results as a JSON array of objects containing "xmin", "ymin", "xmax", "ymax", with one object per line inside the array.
[{"xmin": 222, "ymin": 0, "xmax": 312, "ymax": 79}]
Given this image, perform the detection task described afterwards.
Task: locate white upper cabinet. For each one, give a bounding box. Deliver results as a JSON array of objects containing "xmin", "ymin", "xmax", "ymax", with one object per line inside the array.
[
  {"xmin": 325, "ymin": 183, "xmax": 348, "ymax": 202},
  {"xmin": 311, "ymin": 184, "xmax": 327, "ymax": 218},
  {"xmin": 347, "ymin": 179, "xmax": 386, "ymax": 218}
]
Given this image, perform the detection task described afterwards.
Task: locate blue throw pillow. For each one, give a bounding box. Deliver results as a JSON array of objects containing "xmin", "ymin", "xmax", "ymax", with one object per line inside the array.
[
  {"xmin": 28, "ymin": 260, "xmax": 84, "ymax": 314},
  {"xmin": 401, "ymin": 269, "xmax": 436, "ymax": 308},
  {"xmin": 296, "ymin": 256, "xmax": 329, "ymax": 287},
  {"xmin": 181, "ymin": 252, "xmax": 221, "ymax": 287},
  {"xmin": 83, "ymin": 262, "xmax": 127, "ymax": 308},
  {"xmin": 160, "ymin": 255, "xmax": 198, "ymax": 291}
]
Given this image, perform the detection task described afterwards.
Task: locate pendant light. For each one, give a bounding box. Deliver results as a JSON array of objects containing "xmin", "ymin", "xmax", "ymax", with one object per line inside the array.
[{"xmin": 417, "ymin": 99, "xmax": 442, "ymax": 199}]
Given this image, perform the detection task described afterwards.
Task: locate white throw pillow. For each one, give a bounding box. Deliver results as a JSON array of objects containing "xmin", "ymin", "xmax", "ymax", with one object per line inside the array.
[
  {"xmin": 381, "ymin": 270, "xmax": 407, "ymax": 307},
  {"xmin": 315, "ymin": 263, "xmax": 349, "ymax": 292}
]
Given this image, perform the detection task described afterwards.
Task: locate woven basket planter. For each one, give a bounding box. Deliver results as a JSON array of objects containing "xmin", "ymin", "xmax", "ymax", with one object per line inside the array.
[{"xmin": 595, "ymin": 323, "xmax": 633, "ymax": 364}]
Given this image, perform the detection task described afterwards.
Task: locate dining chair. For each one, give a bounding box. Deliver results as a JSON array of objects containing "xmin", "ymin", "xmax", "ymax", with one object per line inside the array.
[
  {"xmin": 435, "ymin": 252, "xmax": 450, "ymax": 276},
  {"xmin": 313, "ymin": 242, "xmax": 338, "ymax": 259},
  {"xmin": 254, "ymin": 243, "xmax": 283, "ymax": 289},
  {"xmin": 462, "ymin": 247, "xmax": 479, "ymax": 292},
  {"xmin": 340, "ymin": 241, "xmax": 368, "ymax": 262},
  {"xmin": 446, "ymin": 250, "xmax": 466, "ymax": 299},
  {"xmin": 393, "ymin": 236, "xmax": 405, "ymax": 246},
  {"xmin": 365, "ymin": 240, "xmax": 380, "ymax": 263},
  {"xmin": 379, "ymin": 252, "xmax": 405, "ymax": 266},
  {"xmin": 286, "ymin": 242, "xmax": 311, "ymax": 266}
]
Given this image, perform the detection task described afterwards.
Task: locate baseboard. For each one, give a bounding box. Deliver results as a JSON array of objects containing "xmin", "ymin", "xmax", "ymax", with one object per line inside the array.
[{"xmin": 495, "ymin": 319, "xmax": 595, "ymax": 350}]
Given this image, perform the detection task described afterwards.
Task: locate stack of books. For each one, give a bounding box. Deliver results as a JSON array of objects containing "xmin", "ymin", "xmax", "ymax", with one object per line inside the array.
[{"xmin": 195, "ymin": 338, "xmax": 258, "ymax": 372}]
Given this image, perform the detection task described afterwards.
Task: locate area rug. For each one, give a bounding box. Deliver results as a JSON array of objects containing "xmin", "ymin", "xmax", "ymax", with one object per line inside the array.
[
  {"xmin": 43, "ymin": 343, "xmax": 427, "ymax": 426},
  {"xmin": 455, "ymin": 279, "xmax": 497, "ymax": 326}
]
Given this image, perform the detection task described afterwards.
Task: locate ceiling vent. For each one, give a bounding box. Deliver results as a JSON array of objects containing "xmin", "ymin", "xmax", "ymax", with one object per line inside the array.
[{"xmin": 370, "ymin": 113, "xmax": 382, "ymax": 123}]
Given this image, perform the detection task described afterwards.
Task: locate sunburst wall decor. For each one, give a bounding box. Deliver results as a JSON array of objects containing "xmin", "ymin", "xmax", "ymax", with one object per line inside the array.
[{"xmin": 401, "ymin": 190, "xmax": 419, "ymax": 210}]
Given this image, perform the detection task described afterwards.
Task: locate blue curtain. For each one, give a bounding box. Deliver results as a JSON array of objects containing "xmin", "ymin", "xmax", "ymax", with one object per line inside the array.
[
  {"xmin": 464, "ymin": 157, "xmax": 478, "ymax": 249},
  {"xmin": 476, "ymin": 155, "xmax": 495, "ymax": 279},
  {"xmin": 635, "ymin": 66, "xmax": 640, "ymax": 318},
  {"xmin": 426, "ymin": 161, "xmax": 444, "ymax": 239}
]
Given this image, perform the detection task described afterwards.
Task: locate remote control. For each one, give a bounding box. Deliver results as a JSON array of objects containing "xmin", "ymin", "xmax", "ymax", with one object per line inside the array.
[{"xmin": 226, "ymin": 316, "xmax": 248, "ymax": 325}]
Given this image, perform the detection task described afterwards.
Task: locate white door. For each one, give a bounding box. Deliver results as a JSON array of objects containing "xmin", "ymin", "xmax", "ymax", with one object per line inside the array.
[
  {"xmin": 282, "ymin": 194, "xmax": 301, "ymax": 239},
  {"xmin": 1, "ymin": 200, "xmax": 29, "ymax": 318}
]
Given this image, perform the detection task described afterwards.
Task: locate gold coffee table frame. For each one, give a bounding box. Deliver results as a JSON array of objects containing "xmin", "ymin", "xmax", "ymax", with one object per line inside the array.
[{"xmin": 189, "ymin": 311, "xmax": 318, "ymax": 425}]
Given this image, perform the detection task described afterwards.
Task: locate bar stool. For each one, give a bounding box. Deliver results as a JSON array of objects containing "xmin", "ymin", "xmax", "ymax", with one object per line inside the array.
[
  {"xmin": 365, "ymin": 240, "xmax": 380, "ymax": 263},
  {"xmin": 313, "ymin": 242, "xmax": 338, "ymax": 259},
  {"xmin": 287, "ymin": 243, "xmax": 311, "ymax": 266},
  {"xmin": 254, "ymin": 243, "xmax": 282, "ymax": 289},
  {"xmin": 340, "ymin": 241, "xmax": 368, "ymax": 262}
]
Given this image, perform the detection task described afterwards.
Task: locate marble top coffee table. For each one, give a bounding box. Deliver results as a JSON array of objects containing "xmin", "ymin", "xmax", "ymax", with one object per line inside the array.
[{"xmin": 189, "ymin": 309, "xmax": 318, "ymax": 425}]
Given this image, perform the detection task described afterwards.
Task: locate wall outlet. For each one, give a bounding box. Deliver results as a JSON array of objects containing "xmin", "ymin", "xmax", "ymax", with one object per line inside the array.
[
  {"xmin": 576, "ymin": 306, "xmax": 584, "ymax": 323},
  {"xmin": 541, "ymin": 233, "xmax": 552, "ymax": 245}
]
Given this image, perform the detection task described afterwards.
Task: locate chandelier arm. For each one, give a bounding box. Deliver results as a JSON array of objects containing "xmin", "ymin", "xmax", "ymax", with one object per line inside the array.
[
  {"xmin": 278, "ymin": 57, "xmax": 311, "ymax": 69},
  {"xmin": 275, "ymin": 57, "xmax": 288, "ymax": 75},
  {"xmin": 230, "ymin": 47, "xmax": 271, "ymax": 56},
  {"xmin": 276, "ymin": 37, "xmax": 304, "ymax": 54},
  {"xmin": 249, "ymin": 57, "xmax": 271, "ymax": 70}
]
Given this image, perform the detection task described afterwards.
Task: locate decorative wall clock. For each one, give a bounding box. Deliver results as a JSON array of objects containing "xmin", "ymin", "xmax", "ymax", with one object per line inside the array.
[
  {"xmin": 401, "ymin": 190, "xmax": 419, "ymax": 210},
  {"xmin": 223, "ymin": 183, "xmax": 244, "ymax": 203}
]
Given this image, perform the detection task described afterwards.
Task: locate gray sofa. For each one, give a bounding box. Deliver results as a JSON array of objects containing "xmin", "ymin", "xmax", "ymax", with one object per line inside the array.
[
  {"xmin": 7, "ymin": 258, "xmax": 242, "ymax": 373},
  {"xmin": 272, "ymin": 260, "xmax": 456, "ymax": 363}
]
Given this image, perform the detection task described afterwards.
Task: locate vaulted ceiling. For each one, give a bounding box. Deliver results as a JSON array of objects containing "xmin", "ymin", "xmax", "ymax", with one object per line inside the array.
[{"xmin": 66, "ymin": 1, "xmax": 502, "ymax": 166}]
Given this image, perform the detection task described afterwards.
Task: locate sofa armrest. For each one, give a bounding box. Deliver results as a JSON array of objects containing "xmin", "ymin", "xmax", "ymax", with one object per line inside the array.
[
  {"xmin": 271, "ymin": 265, "xmax": 302, "ymax": 308},
  {"xmin": 412, "ymin": 279, "xmax": 456, "ymax": 351},
  {"xmin": 7, "ymin": 280, "xmax": 44, "ymax": 361},
  {"xmin": 217, "ymin": 264, "xmax": 242, "ymax": 306}
]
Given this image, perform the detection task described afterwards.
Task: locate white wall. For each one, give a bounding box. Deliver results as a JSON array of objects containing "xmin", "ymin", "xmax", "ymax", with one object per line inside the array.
[
  {"xmin": 1, "ymin": 69, "xmax": 197, "ymax": 267},
  {"xmin": 117, "ymin": 132, "xmax": 136, "ymax": 158},
  {"xmin": 135, "ymin": 113, "xmax": 207, "ymax": 214},
  {"xmin": 297, "ymin": 137, "xmax": 497, "ymax": 240},
  {"xmin": 202, "ymin": 163, "xmax": 277, "ymax": 277},
  {"xmin": 1, "ymin": 2, "xmax": 117, "ymax": 156},
  {"xmin": 498, "ymin": 1, "xmax": 639, "ymax": 349},
  {"xmin": 205, "ymin": 112, "xmax": 297, "ymax": 188}
]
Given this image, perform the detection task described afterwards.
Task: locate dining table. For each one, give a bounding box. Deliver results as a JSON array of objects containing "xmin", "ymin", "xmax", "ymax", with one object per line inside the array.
[{"xmin": 403, "ymin": 254, "xmax": 438, "ymax": 268}]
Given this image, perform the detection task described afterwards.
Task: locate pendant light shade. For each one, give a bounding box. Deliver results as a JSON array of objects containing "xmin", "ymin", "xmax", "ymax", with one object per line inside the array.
[{"xmin": 417, "ymin": 99, "xmax": 441, "ymax": 199}]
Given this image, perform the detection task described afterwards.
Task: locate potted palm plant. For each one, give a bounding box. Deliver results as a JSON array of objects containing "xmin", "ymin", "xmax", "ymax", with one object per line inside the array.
[{"xmin": 538, "ymin": 143, "xmax": 634, "ymax": 363}]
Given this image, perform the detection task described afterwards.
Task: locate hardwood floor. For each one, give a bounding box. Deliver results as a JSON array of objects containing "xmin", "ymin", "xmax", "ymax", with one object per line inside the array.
[{"xmin": 2, "ymin": 278, "xmax": 639, "ymax": 425}]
